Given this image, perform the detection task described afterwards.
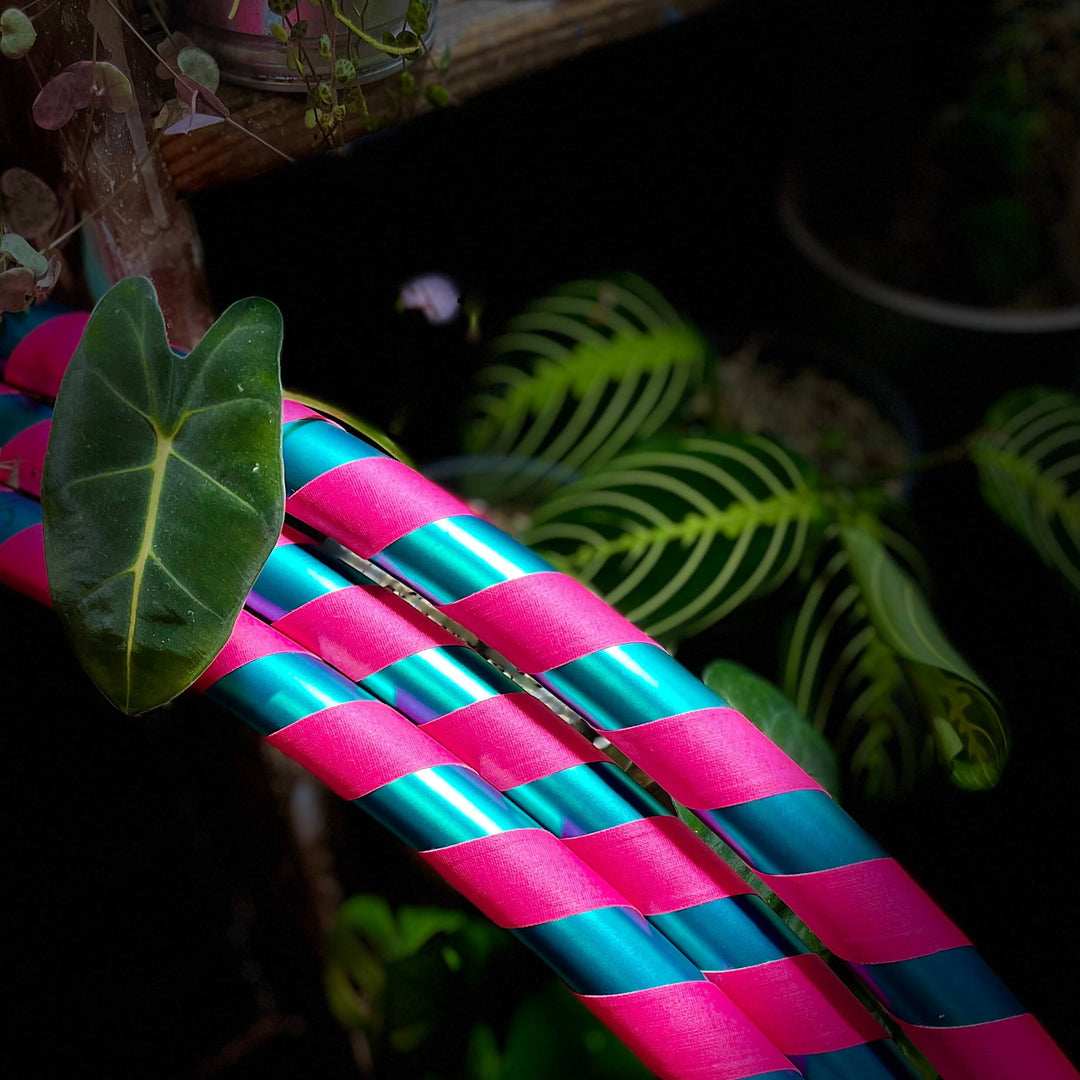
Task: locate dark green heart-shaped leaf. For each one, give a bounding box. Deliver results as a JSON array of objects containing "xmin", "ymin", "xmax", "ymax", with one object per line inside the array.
[
  {"xmin": 702, "ymin": 659, "xmax": 840, "ymax": 798},
  {"xmin": 42, "ymin": 277, "xmax": 284, "ymax": 714},
  {"xmin": 971, "ymin": 385, "xmax": 1080, "ymax": 596}
]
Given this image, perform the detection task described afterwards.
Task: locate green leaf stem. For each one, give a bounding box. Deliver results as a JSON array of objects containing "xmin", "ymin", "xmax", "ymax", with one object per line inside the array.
[{"xmin": 41, "ymin": 277, "xmax": 284, "ymax": 714}]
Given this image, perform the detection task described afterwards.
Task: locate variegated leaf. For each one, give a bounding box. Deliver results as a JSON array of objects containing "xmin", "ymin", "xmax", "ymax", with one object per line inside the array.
[
  {"xmin": 460, "ymin": 274, "xmax": 708, "ymax": 502},
  {"xmin": 782, "ymin": 526, "xmax": 933, "ymax": 799},
  {"xmin": 971, "ymin": 386, "xmax": 1080, "ymax": 596},
  {"xmin": 526, "ymin": 433, "xmax": 825, "ymax": 640},
  {"xmin": 841, "ymin": 526, "xmax": 1007, "ymax": 790}
]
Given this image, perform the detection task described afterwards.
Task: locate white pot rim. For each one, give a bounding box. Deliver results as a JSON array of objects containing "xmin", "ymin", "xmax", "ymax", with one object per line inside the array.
[{"xmin": 777, "ymin": 171, "xmax": 1080, "ymax": 334}]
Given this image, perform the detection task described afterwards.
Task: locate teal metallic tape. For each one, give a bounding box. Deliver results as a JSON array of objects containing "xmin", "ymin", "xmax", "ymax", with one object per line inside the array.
[
  {"xmin": 852, "ymin": 947, "xmax": 1025, "ymax": 1027},
  {"xmin": 696, "ymin": 790, "xmax": 886, "ymax": 875},
  {"xmin": 795, "ymin": 1042, "xmax": 920, "ymax": 1080},
  {"xmin": 282, "ymin": 417, "xmax": 384, "ymax": 494},
  {"xmin": 207, "ymin": 651, "xmax": 364, "ymax": 736},
  {"xmin": 513, "ymin": 905, "xmax": 707, "ymax": 996},
  {"xmin": 505, "ymin": 761, "xmax": 668, "ymax": 838},
  {"xmin": 363, "ymin": 645, "xmax": 518, "ymax": 722},
  {"xmin": 649, "ymin": 893, "xmax": 807, "ymax": 972},
  {"xmin": 376, "ymin": 515, "xmax": 553, "ymax": 605},
  {"xmin": 0, "ymin": 392, "xmax": 52, "ymax": 443},
  {"xmin": 355, "ymin": 763, "xmax": 539, "ymax": 849},
  {"xmin": 0, "ymin": 490, "xmax": 40, "ymax": 545},
  {"xmin": 539, "ymin": 642, "xmax": 721, "ymax": 729},
  {"xmin": 251, "ymin": 541, "xmax": 349, "ymax": 620}
]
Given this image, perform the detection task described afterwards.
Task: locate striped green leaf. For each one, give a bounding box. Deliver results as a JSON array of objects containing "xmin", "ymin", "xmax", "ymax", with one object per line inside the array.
[
  {"xmin": 970, "ymin": 386, "xmax": 1080, "ymax": 596},
  {"xmin": 783, "ymin": 523, "xmax": 1008, "ymax": 794},
  {"xmin": 460, "ymin": 274, "xmax": 708, "ymax": 502},
  {"xmin": 526, "ymin": 433, "xmax": 825, "ymax": 641},
  {"xmin": 841, "ymin": 526, "xmax": 1007, "ymax": 790},
  {"xmin": 782, "ymin": 526, "xmax": 936, "ymax": 799}
]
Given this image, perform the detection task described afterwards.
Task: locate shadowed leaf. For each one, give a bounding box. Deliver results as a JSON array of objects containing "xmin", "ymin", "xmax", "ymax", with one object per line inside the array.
[
  {"xmin": 971, "ymin": 386, "xmax": 1080, "ymax": 596},
  {"xmin": 703, "ymin": 659, "xmax": 840, "ymax": 797},
  {"xmin": 41, "ymin": 277, "xmax": 284, "ymax": 714},
  {"xmin": 840, "ymin": 525, "xmax": 1007, "ymax": 790}
]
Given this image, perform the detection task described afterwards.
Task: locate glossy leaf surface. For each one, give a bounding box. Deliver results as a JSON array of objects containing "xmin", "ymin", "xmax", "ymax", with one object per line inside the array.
[
  {"xmin": 460, "ymin": 275, "xmax": 708, "ymax": 503},
  {"xmin": 971, "ymin": 385, "xmax": 1080, "ymax": 596},
  {"xmin": 42, "ymin": 277, "xmax": 284, "ymax": 714},
  {"xmin": 527, "ymin": 433, "xmax": 824, "ymax": 640},
  {"xmin": 703, "ymin": 658, "xmax": 840, "ymax": 797}
]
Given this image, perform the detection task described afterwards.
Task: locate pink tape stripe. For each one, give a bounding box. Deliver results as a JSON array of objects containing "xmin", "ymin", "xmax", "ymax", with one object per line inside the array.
[
  {"xmin": 272, "ymin": 584, "xmax": 460, "ymax": 681},
  {"xmin": 5, "ymin": 311, "xmax": 88, "ymax": 399},
  {"xmin": 266, "ymin": 698, "xmax": 462, "ymax": 799},
  {"xmin": 896, "ymin": 1013, "xmax": 1079, "ymax": 1080},
  {"xmin": 1, "ymin": 419, "xmax": 50, "ymax": 496},
  {"xmin": 194, "ymin": 611, "xmax": 307, "ymax": 690},
  {"xmin": 442, "ymin": 573, "xmax": 654, "ymax": 673},
  {"xmin": 287, "ymin": 456, "xmax": 473, "ymax": 558},
  {"xmin": 282, "ymin": 399, "xmax": 336, "ymax": 425},
  {"xmin": 419, "ymin": 828, "xmax": 629, "ymax": 928},
  {"xmin": 0, "ymin": 524, "xmax": 51, "ymax": 608},
  {"xmin": 420, "ymin": 692, "xmax": 609, "ymax": 790},
  {"xmin": 757, "ymin": 858, "xmax": 970, "ymax": 965},
  {"xmin": 576, "ymin": 980, "xmax": 795, "ymax": 1080},
  {"xmin": 709, "ymin": 952, "xmax": 885, "ymax": 1056},
  {"xmin": 563, "ymin": 816, "xmax": 753, "ymax": 915},
  {"xmin": 605, "ymin": 708, "xmax": 823, "ymax": 810}
]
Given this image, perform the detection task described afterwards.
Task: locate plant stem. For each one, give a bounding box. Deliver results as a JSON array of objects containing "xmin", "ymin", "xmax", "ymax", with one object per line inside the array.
[{"xmin": 46, "ymin": 134, "xmax": 162, "ymax": 251}]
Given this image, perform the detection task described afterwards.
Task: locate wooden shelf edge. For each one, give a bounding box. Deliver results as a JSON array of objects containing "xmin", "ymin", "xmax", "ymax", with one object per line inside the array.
[{"xmin": 161, "ymin": 0, "xmax": 725, "ymax": 194}]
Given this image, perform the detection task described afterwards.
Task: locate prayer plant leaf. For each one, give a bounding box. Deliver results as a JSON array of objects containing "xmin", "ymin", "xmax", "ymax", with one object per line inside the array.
[
  {"xmin": 41, "ymin": 277, "xmax": 284, "ymax": 715},
  {"xmin": 781, "ymin": 526, "xmax": 936, "ymax": 800},
  {"xmin": 702, "ymin": 659, "xmax": 840, "ymax": 798},
  {"xmin": 526, "ymin": 433, "xmax": 825, "ymax": 641},
  {"xmin": 839, "ymin": 525, "xmax": 1008, "ymax": 790},
  {"xmin": 971, "ymin": 385, "xmax": 1080, "ymax": 596},
  {"xmin": 460, "ymin": 274, "xmax": 708, "ymax": 503}
]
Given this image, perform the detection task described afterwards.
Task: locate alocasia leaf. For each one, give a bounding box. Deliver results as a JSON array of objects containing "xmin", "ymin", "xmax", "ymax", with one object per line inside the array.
[{"xmin": 41, "ymin": 277, "xmax": 284, "ymax": 714}]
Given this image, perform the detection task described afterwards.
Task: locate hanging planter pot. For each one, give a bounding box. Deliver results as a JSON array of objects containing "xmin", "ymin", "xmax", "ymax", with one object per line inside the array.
[{"xmin": 174, "ymin": 0, "xmax": 436, "ymax": 92}]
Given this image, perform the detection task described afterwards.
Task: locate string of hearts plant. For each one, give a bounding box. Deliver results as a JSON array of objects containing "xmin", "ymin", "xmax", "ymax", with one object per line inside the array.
[{"xmin": 0, "ymin": 0, "xmax": 446, "ymax": 320}]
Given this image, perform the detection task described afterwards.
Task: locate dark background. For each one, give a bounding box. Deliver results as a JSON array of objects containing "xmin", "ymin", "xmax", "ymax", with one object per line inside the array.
[{"xmin": 6, "ymin": 0, "xmax": 1079, "ymax": 1075}]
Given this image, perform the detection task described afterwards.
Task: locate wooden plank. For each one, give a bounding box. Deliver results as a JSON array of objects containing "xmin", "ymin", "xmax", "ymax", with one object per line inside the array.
[{"xmin": 161, "ymin": 0, "xmax": 724, "ymax": 194}]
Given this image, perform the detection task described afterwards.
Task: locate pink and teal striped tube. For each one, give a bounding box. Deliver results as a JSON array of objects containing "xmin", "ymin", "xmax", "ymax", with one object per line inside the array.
[
  {"xmin": 252, "ymin": 531, "xmax": 919, "ymax": 1080},
  {"xmin": 0, "ymin": 382, "xmax": 916, "ymax": 1079},
  {"xmin": 0, "ymin": 486, "xmax": 799, "ymax": 1080},
  {"xmin": 5, "ymin": 309, "xmax": 1077, "ymax": 1079},
  {"xmin": 272, "ymin": 410, "xmax": 1078, "ymax": 1080}
]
